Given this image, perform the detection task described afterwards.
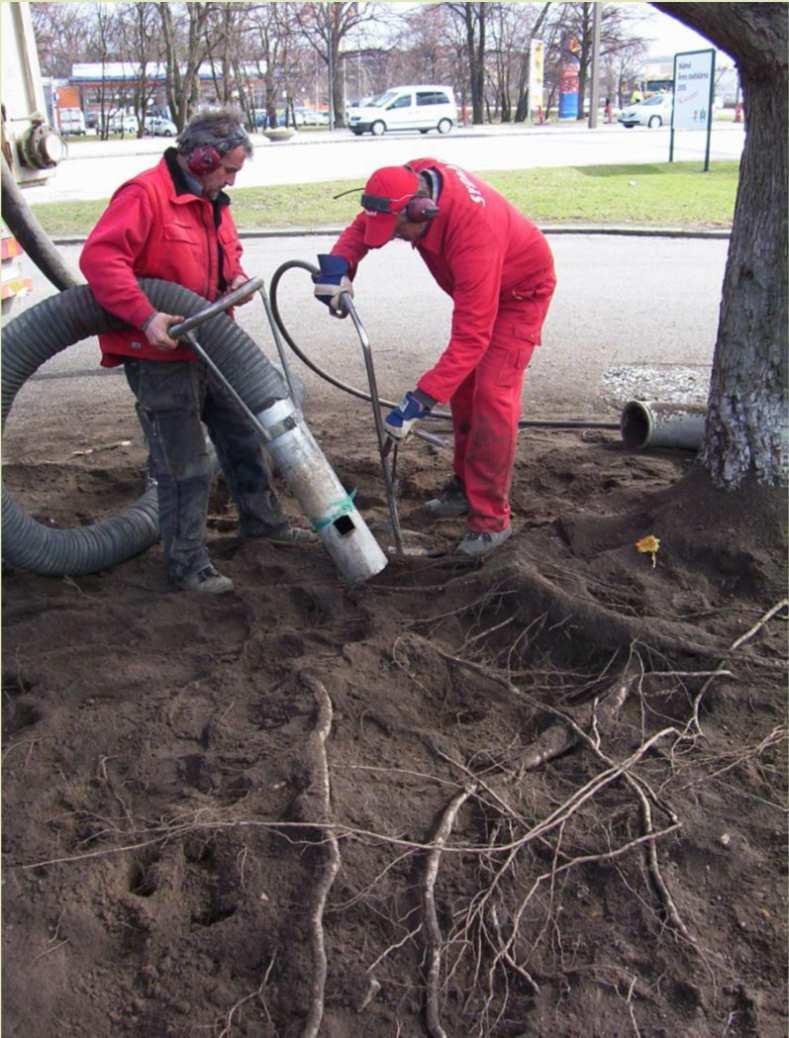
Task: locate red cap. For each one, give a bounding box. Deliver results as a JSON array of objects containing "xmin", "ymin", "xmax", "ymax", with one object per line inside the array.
[{"xmin": 361, "ymin": 166, "xmax": 420, "ymax": 247}]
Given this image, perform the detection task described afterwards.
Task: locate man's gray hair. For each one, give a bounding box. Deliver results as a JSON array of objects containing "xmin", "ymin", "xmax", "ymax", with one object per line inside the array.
[{"xmin": 176, "ymin": 107, "xmax": 252, "ymax": 158}]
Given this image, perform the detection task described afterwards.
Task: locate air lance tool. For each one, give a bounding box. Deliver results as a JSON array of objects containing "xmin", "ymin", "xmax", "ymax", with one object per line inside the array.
[
  {"xmin": 339, "ymin": 290, "xmax": 406, "ymax": 556},
  {"xmin": 168, "ymin": 278, "xmax": 388, "ymax": 585}
]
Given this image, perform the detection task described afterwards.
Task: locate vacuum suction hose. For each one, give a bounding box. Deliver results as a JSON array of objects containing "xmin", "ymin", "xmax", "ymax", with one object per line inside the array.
[
  {"xmin": 3, "ymin": 278, "xmax": 387, "ymax": 585},
  {"xmin": 2, "ymin": 280, "xmax": 286, "ymax": 576}
]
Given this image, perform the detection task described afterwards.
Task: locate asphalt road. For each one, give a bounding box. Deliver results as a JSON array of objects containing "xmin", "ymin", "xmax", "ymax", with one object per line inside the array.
[
  {"xmin": 6, "ymin": 233, "xmax": 727, "ymax": 440},
  {"xmin": 34, "ymin": 122, "xmax": 744, "ymax": 204}
]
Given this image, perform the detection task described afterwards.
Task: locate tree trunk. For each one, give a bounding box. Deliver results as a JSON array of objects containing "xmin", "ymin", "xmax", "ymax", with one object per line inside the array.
[{"xmin": 654, "ymin": 2, "xmax": 787, "ymax": 488}]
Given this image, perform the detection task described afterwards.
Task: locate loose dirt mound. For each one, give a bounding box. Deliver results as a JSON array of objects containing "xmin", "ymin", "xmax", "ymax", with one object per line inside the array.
[{"xmin": 3, "ymin": 410, "xmax": 787, "ymax": 1037}]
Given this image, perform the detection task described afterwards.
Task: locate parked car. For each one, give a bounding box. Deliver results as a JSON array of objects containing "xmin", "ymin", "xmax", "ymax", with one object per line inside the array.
[
  {"xmin": 57, "ymin": 108, "xmax": 86, "ymax": 135},
  {"xmin": 108, "ymin": 112, "xmax": 139, "ymax": 135},
  {"xmin": 294, "ymin": 107, "xmax": 329, "ymax": 127},
  {"xmin": 348, "ymin": 85, "xmax": 457, "ymax": 136},
  {"xmin": 145, "ymin": 115, "xmax": 177, "ymax": 137},
  {"xmin": 254, "ymin": 109, "xmax": 289, "ymax": 129},
  {"xmin": 84, "ymin": 111, "xmax": 98, "ymax": 131},
  {"xmin": 618, "ymin": 93, "xmax": 673, "ymax": 129}
]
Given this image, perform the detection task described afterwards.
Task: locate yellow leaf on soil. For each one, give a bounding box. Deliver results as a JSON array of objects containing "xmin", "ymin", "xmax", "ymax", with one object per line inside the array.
[{"xmin": 635, "ymin": 534, "xmax": 660, "ymax": 568}]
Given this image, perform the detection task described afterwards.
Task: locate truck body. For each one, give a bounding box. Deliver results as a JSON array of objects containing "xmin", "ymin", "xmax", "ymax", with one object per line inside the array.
[{"xmin": 1, "ymin": 1, "xmax": 63, "ymax": 316}]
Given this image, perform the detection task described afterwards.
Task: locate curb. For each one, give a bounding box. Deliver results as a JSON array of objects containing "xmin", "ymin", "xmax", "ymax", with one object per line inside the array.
[{"xmin": 51, "ymin": 224, "xmax": 731, "ymax": 247}]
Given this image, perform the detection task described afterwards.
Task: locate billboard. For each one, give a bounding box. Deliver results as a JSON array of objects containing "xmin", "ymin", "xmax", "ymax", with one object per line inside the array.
[{"xmin": 672, "ymin": 49, "xmax": 715, "ymax": 131}]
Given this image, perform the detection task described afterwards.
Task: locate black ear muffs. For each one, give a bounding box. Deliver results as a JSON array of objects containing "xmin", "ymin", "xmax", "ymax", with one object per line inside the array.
[{"xmin": 361, "ymin": 192, "xmax": 439, "ymax": 224}]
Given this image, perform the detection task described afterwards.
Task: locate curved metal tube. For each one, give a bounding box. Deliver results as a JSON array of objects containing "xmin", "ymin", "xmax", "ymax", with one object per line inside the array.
[{"xmin": 169, "ymin": 277, "xmax": 264, "ymax": 337}]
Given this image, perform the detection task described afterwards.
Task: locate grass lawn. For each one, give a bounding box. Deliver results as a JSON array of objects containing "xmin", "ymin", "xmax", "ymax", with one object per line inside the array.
[{"xmin": 31, "ymin": 161, "xmax": 738, "ymax": 237}]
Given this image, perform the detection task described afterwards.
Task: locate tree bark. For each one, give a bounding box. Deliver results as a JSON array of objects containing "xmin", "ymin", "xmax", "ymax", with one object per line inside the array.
[{"xmin": 653, "ymin": 3, "xmax": 788, "ymax": 488}]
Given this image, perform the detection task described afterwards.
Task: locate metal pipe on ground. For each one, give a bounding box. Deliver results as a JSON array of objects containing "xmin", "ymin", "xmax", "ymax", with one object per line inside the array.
[{"xmin": 620, "ymin": 400, "xmax": 707, "ymax": 450}]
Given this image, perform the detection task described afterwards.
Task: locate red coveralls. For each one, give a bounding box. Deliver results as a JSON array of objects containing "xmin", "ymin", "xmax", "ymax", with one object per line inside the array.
[{"xmin": 332, "ymin": 158, "xmax": 556, "ymax": 533}]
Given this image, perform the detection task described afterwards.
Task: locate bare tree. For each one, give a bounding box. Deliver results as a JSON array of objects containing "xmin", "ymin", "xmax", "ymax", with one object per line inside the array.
[
  {"xmin": 478, "ymin": 1, "xmax": 551, "ymax": 123},
  {"xmin": 386, "ymin": 5, "xmax": 456, "ymax": 99},
  {"xmin": 444, "ymin": 3, "xmax": 488, "ymax": 124},
  {"xmin": 548, "ymin": 3, "xmax": 647, "ymax": 119},
  {"xmin": 245, "ymin": 3, "xmax": 304, "ymax": 129},
  {"xmin": 158, "ymin": 2, "xmax": 214, "ymax": 131},
  {"xmin": 116, "ymin": 3, "xmax": 161, "ymax": 138},
  {"xmin": 92, "ymin": 4, "xmax": 118, "ymax": 140},
  {"xmin": 653, "ymin": 2, "xmax": 786, "ymax": 490},
  {"xmin": 295, "ymin": 3, "xmax": 380, "ymax": 129},
  {"xmin": 602, "ymin": 37, "xmax": 647, "ymax": 108},
  {"xmin": 30, "ymin": 2, "xmax": 92, "ymax": 79}
]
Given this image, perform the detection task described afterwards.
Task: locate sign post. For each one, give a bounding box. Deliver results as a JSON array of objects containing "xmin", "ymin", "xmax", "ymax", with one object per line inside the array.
[
  {"xmin": 528, "ymin": 39, "xmax": 544, "ymax": 125},
  {"xmin": 670, "ymin": 48, "xmax": 716, "ymax": 171}
]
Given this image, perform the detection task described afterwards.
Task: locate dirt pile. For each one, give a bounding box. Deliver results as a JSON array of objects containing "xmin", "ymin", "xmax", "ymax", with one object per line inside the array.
[{"xmin": 3, "ymin": 411, "xmax": 787, "ymax": 1037}]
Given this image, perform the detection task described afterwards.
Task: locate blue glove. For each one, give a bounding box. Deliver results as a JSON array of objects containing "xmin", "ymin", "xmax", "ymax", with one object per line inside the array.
[
  {"xmin": 312, "ymin": 254, "xmax": 353, "ymax": 318},
  {"xmin": 384, "ymin": 390, "xmax": 434, "ymax": 443}
]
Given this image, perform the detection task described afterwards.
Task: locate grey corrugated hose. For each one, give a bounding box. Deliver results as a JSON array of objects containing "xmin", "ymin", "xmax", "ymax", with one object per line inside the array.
[{"xmin": 2, "ymin": 279, "xmax": 291, "ymax": 576}]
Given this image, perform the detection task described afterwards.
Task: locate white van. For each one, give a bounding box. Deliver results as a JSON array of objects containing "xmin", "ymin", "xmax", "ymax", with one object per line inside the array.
[
  {"xmin": 58, "ymin": 108, "xmax": 86, "ymax": 135},
  {"xmin": 348, "ymin": 85, "xmax": 457, "ymax": 136}
]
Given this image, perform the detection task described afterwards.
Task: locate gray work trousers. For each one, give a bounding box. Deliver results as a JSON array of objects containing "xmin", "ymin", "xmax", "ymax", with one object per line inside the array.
[{"xmin": 124, "ymin": 358, "xmax": 287, "ymax": 581}]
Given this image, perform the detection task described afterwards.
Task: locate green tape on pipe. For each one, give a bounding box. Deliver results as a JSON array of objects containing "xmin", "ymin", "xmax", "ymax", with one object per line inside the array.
[{"xmin": 312, "ymin": 490, "xmax": 358, "ymax": 532}]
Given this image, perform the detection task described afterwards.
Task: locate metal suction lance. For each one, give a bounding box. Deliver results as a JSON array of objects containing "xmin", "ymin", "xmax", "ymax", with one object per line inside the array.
[
  {"xmin": 169, "ymin": 280, "xmax": 388, "ymax": 585},
  {"xmin": 340, "ymin": 292, "xmax": 406, "ymax": 556}
]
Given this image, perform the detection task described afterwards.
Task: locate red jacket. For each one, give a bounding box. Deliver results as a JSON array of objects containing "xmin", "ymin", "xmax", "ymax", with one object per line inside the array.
[
  {"xmin": 80, "ymin": 151, "xmax": 246, "ymax": 367},
  {"xmin": 332, "ymin": 158, "xmax": 556, "ymax": 403}
]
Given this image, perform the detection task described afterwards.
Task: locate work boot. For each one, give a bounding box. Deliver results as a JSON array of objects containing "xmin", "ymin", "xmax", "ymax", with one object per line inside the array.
[
  {"xmin": 455, "ymin": 527, "xmax": 512, "ymax": 557},
  {"xmin": 425, "ymin": 476, "xmax": 469, "ymax": 518},
  {"xmin": 175, "ymin": 564, "xmax": 234, "ymax": 595}
]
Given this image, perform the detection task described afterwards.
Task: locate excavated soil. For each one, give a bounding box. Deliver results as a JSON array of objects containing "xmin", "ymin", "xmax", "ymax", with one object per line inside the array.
[{"xmin": 2, "ymin": 400, "xmax": 787, "ymax": 1038}]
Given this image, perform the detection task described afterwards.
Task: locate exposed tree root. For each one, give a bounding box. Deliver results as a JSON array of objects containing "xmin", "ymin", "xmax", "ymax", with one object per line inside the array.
[
  {"xmin": 422, "ymin": 784, "xmax": 477, "ymax": 1038},
  {"xmin": 520, "ymin": 657, "xmax": 641, "ymax": 771},
  {"xmin": 298, "ymin": 671, "xmax": 341, "ymax": 1038},
  {"xmin": 689, "ymin": 597, "xmax": 789, "ymax": 734},
  {"xmin": 484, "ymin": 555, "xmax": 736, "ymax": 660}
]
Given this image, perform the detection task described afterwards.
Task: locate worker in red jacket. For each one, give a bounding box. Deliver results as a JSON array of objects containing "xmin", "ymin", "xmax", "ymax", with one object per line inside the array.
[
  {"xmin": 81, "ymin": 108, "xmax": 309, "ymax": 596},
  {"xmin": 313, "ymin": 160, "xmax": 556, "ymax": 556}
]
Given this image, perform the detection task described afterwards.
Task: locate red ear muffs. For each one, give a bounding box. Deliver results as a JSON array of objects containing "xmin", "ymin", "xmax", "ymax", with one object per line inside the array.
[
  {"xmin": 405, "ymin": 195, "xmax": 439, "ymax": 223},
  {"xmin": 187, "ymin": 145, "xmax": 222, "ymax": 174}
]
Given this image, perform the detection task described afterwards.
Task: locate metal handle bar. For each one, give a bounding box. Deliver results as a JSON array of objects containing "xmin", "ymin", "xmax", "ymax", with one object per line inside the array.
[{"xmin": 170, "ymin": 277, "xmax": 264, "ymax": 338}]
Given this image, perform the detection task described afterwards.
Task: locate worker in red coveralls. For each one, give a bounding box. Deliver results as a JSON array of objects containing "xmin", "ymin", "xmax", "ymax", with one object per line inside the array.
[
  {"xmin": 81, "ymin": 108, "xmax": 309, "ymax": 596},
  {"xmin": 312, "ymin": 161, "xmax": 556, "ymax": 557}
]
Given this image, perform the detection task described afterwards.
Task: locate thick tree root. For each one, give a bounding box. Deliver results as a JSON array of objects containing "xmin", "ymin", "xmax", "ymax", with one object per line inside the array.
[
  {"xmin": 521, "ymin": 663, "xmax": 639, "ymax": 770},
  {"xmin": 298, "ymin": 672, "xmax": 341, "ymax": 1038},
  {"xmin": 485, "ymin": 556, "xmax": 732, "ymax": 660}
]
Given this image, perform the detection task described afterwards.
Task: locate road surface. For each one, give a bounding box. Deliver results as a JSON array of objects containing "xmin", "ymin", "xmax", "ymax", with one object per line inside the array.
[
  {"xmin": 32, "ymin": 122, "xmax": 745, "ymax": 204},
  {"xmin": 5, "ymin": 233, "xmax": 726, "ymax": 448}
]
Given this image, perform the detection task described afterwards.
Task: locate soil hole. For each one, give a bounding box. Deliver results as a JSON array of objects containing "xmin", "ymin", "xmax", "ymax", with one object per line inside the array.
[
  {"xmin": 129, "ymin": 862, "xmax": 158, "ymax": 897},
  {"xmin": 1, "ymin": 671, "xmax": 35, "ymax": 697}
]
